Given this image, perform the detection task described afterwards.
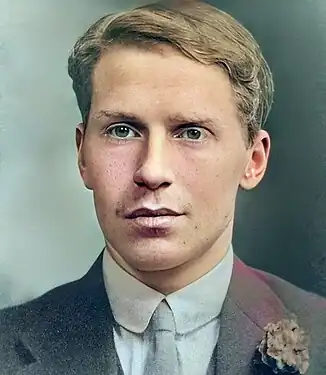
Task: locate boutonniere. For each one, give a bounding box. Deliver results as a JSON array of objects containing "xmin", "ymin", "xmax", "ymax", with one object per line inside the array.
[{"xmin": 252, "ymin": 318, "xmax": 310, "ymax": 374}]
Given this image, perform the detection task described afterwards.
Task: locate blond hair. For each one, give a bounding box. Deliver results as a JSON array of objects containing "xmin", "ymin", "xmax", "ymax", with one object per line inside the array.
[{"xmin": 68, "ymin": 1, "xmax": 274, "ymax": 146}]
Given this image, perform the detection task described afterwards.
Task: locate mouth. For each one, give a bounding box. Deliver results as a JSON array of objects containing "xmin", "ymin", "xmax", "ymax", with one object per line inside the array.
[
  {"xmin": 124, "ymin": 207, "xmax": 183, "ymax": 231},
  {"xmin": 125, "ymin": 207, "xmax": 182, "ymax": 219}
]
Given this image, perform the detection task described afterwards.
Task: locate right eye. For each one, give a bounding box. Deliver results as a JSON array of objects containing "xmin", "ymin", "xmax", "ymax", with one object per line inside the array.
[{"xmin": 105, "ymin": 124, "xmax": 141, "ymax": 139}]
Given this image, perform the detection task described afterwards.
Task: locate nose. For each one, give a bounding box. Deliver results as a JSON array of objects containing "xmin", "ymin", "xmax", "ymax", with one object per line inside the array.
[{"xmin": 133, "ymin": 134, "xmax": 174, "ymax": 190}]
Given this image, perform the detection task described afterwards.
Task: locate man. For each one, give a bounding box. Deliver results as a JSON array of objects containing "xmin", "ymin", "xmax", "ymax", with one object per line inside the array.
[{"xmin": 1, "ymin": 1, "xmax": 325, "ymax": 374}]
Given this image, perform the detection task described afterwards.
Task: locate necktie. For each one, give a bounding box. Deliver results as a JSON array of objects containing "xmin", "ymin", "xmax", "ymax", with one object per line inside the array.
[{"xmin": 144, "ymin": 300, "xmax": 179, "ymax": 375}]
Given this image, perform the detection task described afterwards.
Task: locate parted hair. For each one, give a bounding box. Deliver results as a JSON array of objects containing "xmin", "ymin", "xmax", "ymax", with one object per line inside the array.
[{"xmin": 68, "ymin": 0, "xmax": 274, "ymax": 146}]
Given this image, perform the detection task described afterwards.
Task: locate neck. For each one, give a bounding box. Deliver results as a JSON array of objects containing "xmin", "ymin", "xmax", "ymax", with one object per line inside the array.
[{"xmin": 106, "ymin": 225, "xmax": 233, "ymax": 295}]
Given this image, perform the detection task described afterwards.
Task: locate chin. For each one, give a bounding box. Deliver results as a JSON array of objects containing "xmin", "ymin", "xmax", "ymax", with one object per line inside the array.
[
  {"xmin": 106, "ymin": 235, "xmax": 192, "ymax": 270},
  {"xmin": 134, "ymin": 261, "xmax": 179, "ymax": 273},
  {"xmin": 126, "ymin": 247, "xmax": 189, "ymax": 272}
]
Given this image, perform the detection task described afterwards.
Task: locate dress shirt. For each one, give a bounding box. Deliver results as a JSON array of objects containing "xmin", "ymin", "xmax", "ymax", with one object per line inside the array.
[{"xmin": 102, "ymin": 246, "xmax": 234, "ymax": 375}]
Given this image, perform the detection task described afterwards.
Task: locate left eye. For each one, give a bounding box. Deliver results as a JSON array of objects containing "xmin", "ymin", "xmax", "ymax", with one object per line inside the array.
[
  {"xmin": 105, "ymin": 125, "xmax": 140, "ymax": 139},
  {"xmin": 177, "ymin": 128, "xmax": 205, "ymax": 140}
]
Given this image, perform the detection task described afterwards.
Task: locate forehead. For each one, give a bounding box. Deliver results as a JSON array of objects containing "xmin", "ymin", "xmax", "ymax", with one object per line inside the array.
[{"xmin": 91, "ymin": 45, "xmax": 239, "ymax": 124}]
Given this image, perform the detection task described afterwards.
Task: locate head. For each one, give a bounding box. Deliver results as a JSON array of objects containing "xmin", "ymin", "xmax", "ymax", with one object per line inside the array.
[{"xmin": 69, "ymin": 1, "xmax": 273, "ymax": 293}]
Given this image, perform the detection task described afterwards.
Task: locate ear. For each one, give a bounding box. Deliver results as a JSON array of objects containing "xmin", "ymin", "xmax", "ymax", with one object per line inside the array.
[
  {"xmin": 240, "ymin": 130, "xmax": 271, "ymax": 190},
  {"xmin": 76, "ymin": 123, "xmax": 92, "ymax": 190}
]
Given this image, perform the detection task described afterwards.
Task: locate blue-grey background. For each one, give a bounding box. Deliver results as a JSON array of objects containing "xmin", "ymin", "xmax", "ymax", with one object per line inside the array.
[{"xmin": 1, "ymin": 0, "xmax": 326, "ymax": 308}]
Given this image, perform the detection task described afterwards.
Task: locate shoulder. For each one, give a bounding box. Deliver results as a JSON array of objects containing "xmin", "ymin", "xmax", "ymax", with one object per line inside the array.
[
  {"xmin": 234, "ymin": 258, "xmax": 326, "ymax": 333},
  {"xmin": 250, "ymin": 266, "xmax": 326, "ymax": 314},
  {"xmin": 0, "ymin": 277, "xmax": 82, "ymax": 343},
  {"xmin": 0, "ymin": 255, "xmax": 107, "ymax": 344},
  {"xmin": 0, "ymin": 278, "xmax": 87, "ymax": 372}
]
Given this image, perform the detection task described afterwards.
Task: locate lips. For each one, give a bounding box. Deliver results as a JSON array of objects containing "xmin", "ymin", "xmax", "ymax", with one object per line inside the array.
[
  {"xmin": 125, "ymin": 208, "xmax": 181, "ymax": 219},
  {"xmin": 124, "ymin": 207, "xmax": 183, "ymax": 232}
]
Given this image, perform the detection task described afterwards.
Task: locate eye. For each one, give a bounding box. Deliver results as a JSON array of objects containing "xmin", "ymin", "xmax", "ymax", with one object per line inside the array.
[
  {"xmin": 105, "ymin": 124, "xmax": 140, "ymax": 139},
  {"xmin": 177, "ymin": 127, "xmax": 206, "ymax": 140}
]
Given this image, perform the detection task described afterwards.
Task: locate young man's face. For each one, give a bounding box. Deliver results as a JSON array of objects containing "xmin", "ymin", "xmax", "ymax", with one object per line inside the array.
[{"xmin": 76, "ymin": 44, "xmax": 270, "ymax": 289}]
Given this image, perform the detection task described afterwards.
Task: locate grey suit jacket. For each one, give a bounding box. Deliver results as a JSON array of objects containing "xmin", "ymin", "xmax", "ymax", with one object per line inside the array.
[{"xmin": 1, "ymin": 252, "xmax": 326, "ymax": 375}]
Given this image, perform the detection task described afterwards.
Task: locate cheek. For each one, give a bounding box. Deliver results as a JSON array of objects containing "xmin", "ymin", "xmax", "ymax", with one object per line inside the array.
[
  {"xmin": 87, "ymin": 148, "xmax": 134, "ymax": 195},
  {"xmin": 182, "ymin": 154, "xmax": 242, "ymax": 209}
]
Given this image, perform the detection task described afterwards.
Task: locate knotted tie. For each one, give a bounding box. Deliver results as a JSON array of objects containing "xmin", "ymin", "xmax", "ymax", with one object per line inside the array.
[{"xmin": 144, "ymin": 300, "xmax": 179, "ymax": 375}]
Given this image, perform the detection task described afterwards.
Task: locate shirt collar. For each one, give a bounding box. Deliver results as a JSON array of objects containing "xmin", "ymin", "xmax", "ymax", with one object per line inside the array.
[{"xmin": 103, "ymin": 246, "xmax": 233, "ymax": 335}]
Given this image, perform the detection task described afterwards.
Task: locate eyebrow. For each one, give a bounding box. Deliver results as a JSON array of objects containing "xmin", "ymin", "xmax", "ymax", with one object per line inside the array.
[
  {"xmin": 94, "ymin": 110, "xmax": 143, "ymax": 123},
  {"xmin": 93, "ymin": 110, "xmax": 221, "ymax": 129}
]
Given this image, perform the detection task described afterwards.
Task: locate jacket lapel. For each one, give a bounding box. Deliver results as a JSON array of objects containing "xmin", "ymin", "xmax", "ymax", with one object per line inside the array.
[
  {"xmin": 215, "ymin": 257, "xmax": 291, "ymax": 375},
  {"xmin": 15, "ymin": 250, "xmax": 122, "ymax": 375}
]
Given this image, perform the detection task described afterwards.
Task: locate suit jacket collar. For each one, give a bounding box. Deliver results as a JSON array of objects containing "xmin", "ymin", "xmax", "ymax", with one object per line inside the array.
[
  {"xmin": 215, "ymin": 257, "xmax": 292, "ymax": 375},
  {"xmin": 18, "ymin": 251, "xmax": 293, "ymax": 375},
  {"xmin": 16, "ymin": 250, "xmax": 122, "ymax": 375}
]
